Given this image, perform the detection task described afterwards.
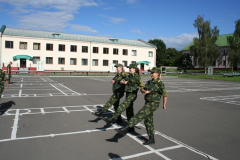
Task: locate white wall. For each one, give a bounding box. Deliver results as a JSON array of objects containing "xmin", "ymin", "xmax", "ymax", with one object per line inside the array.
[{"xmin": 1, "ymin": 35, "xmax": 156, "ymax": 71}]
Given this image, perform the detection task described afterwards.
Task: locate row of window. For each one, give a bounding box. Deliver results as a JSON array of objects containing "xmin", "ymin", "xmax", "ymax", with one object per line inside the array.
[
  {"xmin": 33, "ymin": 56, "xmax": 136, "ymax": 66},
  {"xmin": 5, "ymin": 41, "xmax": 154, "ymax": 57}
]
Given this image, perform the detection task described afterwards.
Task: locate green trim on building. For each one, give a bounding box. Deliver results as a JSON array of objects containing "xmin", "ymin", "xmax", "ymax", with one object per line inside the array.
[
  {"xmin": 0, "ymin": 25, "xmax": 6, "ymax": 33},
  {"xmin": 182, "ymin": 33, "xmax": 233, "ymax": 51}
]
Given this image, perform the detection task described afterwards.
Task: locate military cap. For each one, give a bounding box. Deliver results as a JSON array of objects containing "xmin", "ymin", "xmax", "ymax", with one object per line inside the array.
[
  {"xmin": 114, "ymin": 64, "xmax": 123, "ymax": 67},
  {"xmin": 148, "ymin": 67, "xmax": 161, "ymax": 74},
  {"xmin": 127, "ymin": 64, "xmax": 138, "ymax": 69}
]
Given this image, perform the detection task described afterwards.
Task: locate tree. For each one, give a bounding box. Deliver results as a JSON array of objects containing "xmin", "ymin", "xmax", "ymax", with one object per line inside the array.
[
  {"xmin": 190, "ymin": 15, "xmax": 220, "ymax": 73},
  {"xmin": 177, "ymin": 53, "xmax": 194, "ymax": 72},
  {"xmin": 148, "ymin": 39, "xmax": 167, "ymax": 67},
  {"xmin": 227, "ymin": 19, "xmax": 240, "ymax": 70},
  {"xmin": 165, "ymin": 48, "xmax": 182, "ymax": 66}
]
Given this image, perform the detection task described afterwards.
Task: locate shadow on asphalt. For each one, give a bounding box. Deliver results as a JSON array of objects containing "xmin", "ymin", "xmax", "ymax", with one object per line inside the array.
[{"xmin": 0, "ymin": 101, "xmax": 16, "ymax": 115}]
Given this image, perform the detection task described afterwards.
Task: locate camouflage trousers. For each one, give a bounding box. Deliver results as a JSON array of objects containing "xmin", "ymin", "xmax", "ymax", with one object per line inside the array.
[
  {"xmin": 128, "ymin": 101, "xmax": 160, "ymax": 136},
  {"xmin": 102, "ymin": 92, "xmax": 124, "ymax": 112},
  {"xmin": 112, "ymin": 91, "xmax": 138, "ymax": 121},
  {"xmin": 0, "ymin": 85, "xmax": 4, "ymax": 100}
]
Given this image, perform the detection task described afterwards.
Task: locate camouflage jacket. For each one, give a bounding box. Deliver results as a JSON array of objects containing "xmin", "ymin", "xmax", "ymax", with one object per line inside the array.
[
  {"xmin": 125, "ymin": 72, "xmax": 144, "ymax": 92},
  {"xmin": 112, "ymin": 72, "xmax": 126, "ymax": 93},
  {"xmin": 0, "ymin": 69, "xmax": 6, "ymax": 85},
  {"xmin": 144, "ymin": 77, "xmax": 168, "ymax": 102},
  {"xmin": 7, "ymin": 64, "xmax": 11, "ymax": 74}
]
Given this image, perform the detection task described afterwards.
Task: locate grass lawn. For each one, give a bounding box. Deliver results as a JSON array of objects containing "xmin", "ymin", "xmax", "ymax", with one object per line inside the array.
[{"xmin": 164, "ymin": 73, "xmax": 240, "ymax": 82}]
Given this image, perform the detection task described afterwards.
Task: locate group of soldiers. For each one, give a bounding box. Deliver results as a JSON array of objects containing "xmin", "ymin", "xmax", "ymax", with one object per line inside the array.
[
  {"xmin": 92, "ymin": 63, "xmax": 168, "ymax": 145},
  {"xmin": 0, "ymin": 62, "xmax": 11, "ymax": 103},
  {"xmin": 0, "ymin": 61, "xmax": 167, "ymax": 145}
]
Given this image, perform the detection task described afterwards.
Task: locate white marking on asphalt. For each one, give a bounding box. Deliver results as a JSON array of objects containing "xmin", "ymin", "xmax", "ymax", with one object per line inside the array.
[
  {"xmin": 11, "ymin": 109, "xmax": 20, "ymax": 139},
  {"xmin": 50, "ymin": 83, "xmax": 67, "ymax": 95},
  {"xmin": 19, "ymin": 90, "xmax": 22, "ymax": 97},
  {"xmin": 20, "ymin": 84, "xmax": 22, "ymax": 88},
  {"xmin": 40, "ymin": 108, "xmax": 45, "ymax": 115},
  {"xmin": 41, "ymin": 78, "xmax": 47, "ymax": 82},
  {"xmin": 63, "ymin": 107, "xmax": 70, "ymax": 113}
]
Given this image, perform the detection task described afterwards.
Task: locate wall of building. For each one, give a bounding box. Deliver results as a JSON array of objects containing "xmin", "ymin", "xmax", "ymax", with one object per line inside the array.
[{"xmin": 1, "ymin": 35, "xmax": 156, "ymax": 71}]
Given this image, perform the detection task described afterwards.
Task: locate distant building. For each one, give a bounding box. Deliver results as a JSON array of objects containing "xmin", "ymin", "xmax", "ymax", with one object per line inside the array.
[
  {"xmin": 0, "ymin": 25, "xmax": 156, "ymax": 72},
  {"xmin": 182, "ymin": 34, "xmax": 234, "ymax": 70}
]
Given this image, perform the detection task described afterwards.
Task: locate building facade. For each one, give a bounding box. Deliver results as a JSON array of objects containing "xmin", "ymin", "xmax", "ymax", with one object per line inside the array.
[
  {"xmin": 182, "ymin": 34, "xmax": 234, "ymax": 70},
  {"xmin": 0, "ymin": 25, "xmax": 156, "ymax": 72}
]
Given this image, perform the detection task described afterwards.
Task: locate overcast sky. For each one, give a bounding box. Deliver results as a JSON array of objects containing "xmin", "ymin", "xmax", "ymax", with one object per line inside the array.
[{"xmin": 0, "ymin": 0, "xmax": 239, "ymax": 50}]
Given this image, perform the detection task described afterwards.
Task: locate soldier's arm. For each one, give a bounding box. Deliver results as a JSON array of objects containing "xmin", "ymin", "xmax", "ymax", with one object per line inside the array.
[{"xmin": 163, "ymin": 96, "xmax": 167, "ymax": 110}]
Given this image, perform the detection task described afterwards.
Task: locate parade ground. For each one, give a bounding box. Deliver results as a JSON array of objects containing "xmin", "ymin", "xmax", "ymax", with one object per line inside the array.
[{"xmin": 0, "ymin": 76, "xmax": 239, "ymax": 160}]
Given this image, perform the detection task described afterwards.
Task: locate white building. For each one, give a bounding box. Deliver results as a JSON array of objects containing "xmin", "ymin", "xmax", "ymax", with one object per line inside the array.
[{"xmin": 0, "ymin": 25, "xmax": 156, "ymax": 72}]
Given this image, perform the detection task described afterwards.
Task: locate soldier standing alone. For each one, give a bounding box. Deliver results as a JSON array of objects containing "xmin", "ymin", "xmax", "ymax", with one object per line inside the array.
[
  {"xmin": 115, "ymin": 67, "xmax": 167, "ymax": 145},
  {"xmin": 7, "ymin": 62, "xmax": 12, "ymax": 83}
]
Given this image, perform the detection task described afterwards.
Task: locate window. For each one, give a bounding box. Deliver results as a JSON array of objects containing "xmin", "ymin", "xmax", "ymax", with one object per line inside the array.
[
  {"xmin": 82, "ymin": 46, "xmax": 88, "ymax": 53},
  {"xmin": 113, "ymin": 60, "xmax": 118, "ymax": 65},
  {"xmin": 46, "ymin": 57, "xmax": 53, "ymax": 64},
  {"xmin": 92, "ymin": 59, "xmax": 98, "ymax": 66},
  {"xmin": 194, "ymin": 60, "xmax": 197, "ymax": 66},
  {"xmin": 223, "ymin": 60, "xmax": 226, "ymax": 65},
  {"xmin": 71, "ymin": 45, "xmax": 77, "ymax": 52},
  {"xmin": 122, "ymin": 61, "xmax": 127, "ymax": 67},
  {"xmin": 123, "ymin": 49, "xmax": 128, "ymax": 55},
  {"xmin": 33, "ymin": 43, "xmax": 40, "ymax": 50},
  {"xmin": 131, "ymin": 61, "xmax": 136, "ymax": 64},
  {"xmin": 93, "ymin": 47, "xmax": 99, "ymax": 53},
  {"xmin": 33, "ymin": 56, "xmax": 40, "ymax": 64},
  {"xmin": 223, "ymin": 50, "xmax": 228, "ymax": 56},
  {"xmin": 46, "ymin": 43, "xmax": 53, "ymax": 51},
  {"xmin": 103, "ymin": 60, "xmax": 109, "ymax": 66},
  {"xmin": 113, "ymin": 48, "xmax": 118, "ymax": 55},
  {"xmin": 59, "ymin": 44, "xmax": 65, "ymax": 51},
  {"xmin": 20, "ymin": 42, "xmax": 27, "ymax": 49},
  {"xmin": 103, "ymin": 48, "xmax": 109, "ymax": 54},
  {"xmin": 132, "ymin": 50, "xmax": 137, "ymax": 56},
  {"xmin": 70, "ymin": 58, "xmax": 77, "ymax": 65},
  {"xmin": 82, "ymin": 59, "xmax": 88, "ymax": 65},
  {"xmin": 149, "ymin": 51, "xmax": 153, "ymax": 57},
  {"xmin": 5, "ymin": 41, "xmax": 13, "ymax": 48},
  {"xmin": 58, "ymin": 58, "xmax": 65, "ymax": 64}
]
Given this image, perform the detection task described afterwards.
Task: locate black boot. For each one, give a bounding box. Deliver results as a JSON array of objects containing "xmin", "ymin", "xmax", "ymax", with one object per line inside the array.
[
  {"xmin": 115, "ymin": 125, "xmax": 130, "ymax": 135},
  {"xmin": 143, "ymin": 135, "xmax": 155, "ymax": 145},
  {"xmin": 102, "ymin": 117, "xmax": 116, "ymax": 125},
  {"xmin": 116, "ymin": 116, "xmax": 122, "ymax": 123},
  {"xmin": 92, "ymin": 110, "xmax": 103, "ymax": 117},
  {"xmin": 127, "ymin": 127, "xmax": 135, "ymax": 133}
]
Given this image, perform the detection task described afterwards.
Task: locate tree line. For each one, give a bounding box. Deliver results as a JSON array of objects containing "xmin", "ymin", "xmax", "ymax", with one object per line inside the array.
[{"xmin": 148, "ymin": 15, "xmax": 240, "ymax": 71}]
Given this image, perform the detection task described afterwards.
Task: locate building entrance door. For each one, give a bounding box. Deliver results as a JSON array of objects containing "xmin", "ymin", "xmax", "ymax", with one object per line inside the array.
[
  {"xmin": 20, "ymin": 59, "xmax": 26, "ymax": 68},
  {"xmin": 140, "ymin": 63, "xmax": 144, "ymax": 70}
]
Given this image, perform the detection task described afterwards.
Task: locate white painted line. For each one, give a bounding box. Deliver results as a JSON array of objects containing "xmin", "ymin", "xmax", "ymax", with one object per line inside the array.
[
  {"xmin": 58, "ymin": 83, "xmax": 81, "ymax": 95},
  {"xmin": 63, "ymin": 107, "xmax": 70, "ymax": 113},
  {"xmin": 50, "ymin": 94, "xmax": 53, "ymax": 96},
  {"xmin": 50, "ymin": 83, "xmax": 67, "ymax": 95},
  {"xmin": 41, "ymin": 78, "xmax": 47, "ymax": 82},
  {"xmin": 40, "ymin": 108, "xmax": 45, "ymax": 115},
  {"xmin": 19, "ymin": 90, "xmax": 22, "ymax": 97},
  {"xmin": 20, "ymin": 84, "xmax": 22, "ymax": 88},
  {"xmin": 11, "ymin": 109, "xmax": 20, "ymax": 139}
]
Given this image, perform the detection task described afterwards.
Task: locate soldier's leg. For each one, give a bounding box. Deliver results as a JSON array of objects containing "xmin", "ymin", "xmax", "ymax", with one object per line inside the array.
[
  {"xmin": 128, "ymin": 102, "xmax": 159, "ymax": 128},
  {"xmin": 113, "ymin": 96, "xmax": 122, "ymax": 123},
  {"xmin": 112, "ymin": 92, "xmax": 137, "ymax": 118},
  {"xmin": 144, "ymin": 113, "xmax": 154, "ymax": 136},
  {"xmin": 102, "ymin": 94, "xmax": 119, "ymax": 112}
]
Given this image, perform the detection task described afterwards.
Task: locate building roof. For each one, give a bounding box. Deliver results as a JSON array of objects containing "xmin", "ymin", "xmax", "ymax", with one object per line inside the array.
[
  {"xmin": 182, "ymin": 33, "xmax": 233, "ymax": 51},
  {"xmin": 1, "ymin": 25, "xmax": 155, "ymax": 48}
]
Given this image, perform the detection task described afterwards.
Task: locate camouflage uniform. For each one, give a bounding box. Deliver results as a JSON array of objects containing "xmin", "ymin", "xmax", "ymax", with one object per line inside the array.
[
  {"xmin": 128, "ymin": 77, "xmax": 168, "ymax": 136},
  {"xmin": 0, "ymin": 69, "xmax": 7, "ymax": 99},
  {"xmin": 102, "ymin": 72, "xmax": 126, "ymax": 112},
  {"xmin": 7, "ymin": 64, "xmax": 11, "ymax": 81},
  {"xmin": 112, "ymin": 72, "xmax": 144, "ymax": 120}
]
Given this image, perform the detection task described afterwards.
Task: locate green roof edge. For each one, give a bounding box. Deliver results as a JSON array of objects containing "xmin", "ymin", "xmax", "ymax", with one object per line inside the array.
[
  {"xmin": 181, "ymin": 33, "xmax": 234, "ymax": 51},
  {"xmin": 0, "ymin": 25, "xmax": 6, "ymax": 33}
]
